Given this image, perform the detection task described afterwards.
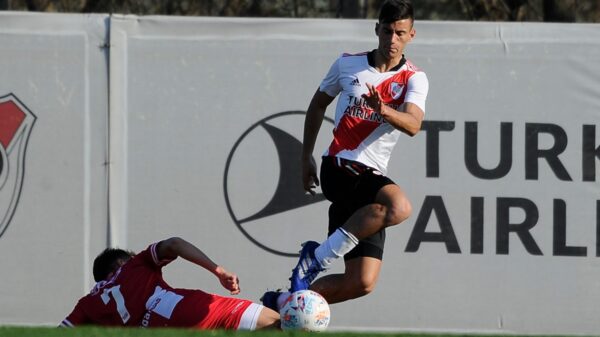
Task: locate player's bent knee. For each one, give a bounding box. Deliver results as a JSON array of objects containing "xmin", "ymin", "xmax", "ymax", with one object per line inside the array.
[
  {"xmin": 385, "ymin": 198, "xmax": 412, "ymax": 226},
  {"xmin": 368, "ymin": 203, "xmax": 387, "ymax": 218}
]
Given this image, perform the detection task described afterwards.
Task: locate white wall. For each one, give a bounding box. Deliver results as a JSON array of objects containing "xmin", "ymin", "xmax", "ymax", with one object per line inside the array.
[
  {"xmin": 0, "ymin": 12, "xmax": 109, "ymax": 324},
  {"xmin": 1, "ymin": 12, "xmax": 600, "ymax": 334}
]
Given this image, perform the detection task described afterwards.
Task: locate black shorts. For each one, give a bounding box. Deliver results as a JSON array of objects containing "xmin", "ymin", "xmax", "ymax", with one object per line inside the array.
[{"xmin": 320, "ymin": 156, "xmax": 395, "ymax": 261}]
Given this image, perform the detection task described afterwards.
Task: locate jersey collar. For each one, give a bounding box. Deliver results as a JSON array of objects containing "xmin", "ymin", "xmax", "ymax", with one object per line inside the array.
[{"xmin": 367, "ymin": 49, "xmax": 406, "ymax": 72}]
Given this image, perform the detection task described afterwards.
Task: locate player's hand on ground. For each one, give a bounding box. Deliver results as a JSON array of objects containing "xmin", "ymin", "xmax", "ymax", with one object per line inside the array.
[
  {"xmin": 215, "ymin": 267, "xmax": 241, "ymax": 295},
  {"xmin": 302, "ymin": 156, "xmax": 319, "ymax": 196},
  {"xmin": 362, "ymin": 83, "xmax": 384, "ymax": 113}
]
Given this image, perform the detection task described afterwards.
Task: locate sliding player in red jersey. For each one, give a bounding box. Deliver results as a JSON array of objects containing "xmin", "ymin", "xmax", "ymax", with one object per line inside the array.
[{"xmin": 61, "ymin": 237, "xmax": 279, "ymax": 330}]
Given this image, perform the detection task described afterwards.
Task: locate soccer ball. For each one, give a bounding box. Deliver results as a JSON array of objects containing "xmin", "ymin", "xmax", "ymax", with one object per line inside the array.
[{"xmin": 280, "ymin": 290, "xmax": 330, "ymax": 331}]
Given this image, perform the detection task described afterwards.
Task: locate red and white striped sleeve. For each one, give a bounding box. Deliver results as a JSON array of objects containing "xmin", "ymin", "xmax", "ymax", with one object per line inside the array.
[{"xmin": 147, "ymin": 242, "xmax": 176, "ymax": 267}]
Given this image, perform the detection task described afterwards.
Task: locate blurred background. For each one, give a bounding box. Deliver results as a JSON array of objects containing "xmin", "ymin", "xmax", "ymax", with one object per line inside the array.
[{"xmin": 1, "ymin": 0, "xmax": 599, "ymax": 22}]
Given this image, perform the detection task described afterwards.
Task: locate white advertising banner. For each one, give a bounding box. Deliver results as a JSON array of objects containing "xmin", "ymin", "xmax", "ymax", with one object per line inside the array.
[
  {"xmin": 108, "ymin": 16, "xmax": 600, "ymax": 334},
  {"xmin": 1, "ymin": 12, "xmax": 600, "ymax": 334},
  {"xmin": 0, "ymin": 12, "xmax": 109, "ymax": 324}
]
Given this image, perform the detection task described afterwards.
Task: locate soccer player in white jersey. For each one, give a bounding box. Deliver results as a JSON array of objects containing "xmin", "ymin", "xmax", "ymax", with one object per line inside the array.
[{"xmin": 262, "ymin": 0, "xmax": 428, "ymax": 309}]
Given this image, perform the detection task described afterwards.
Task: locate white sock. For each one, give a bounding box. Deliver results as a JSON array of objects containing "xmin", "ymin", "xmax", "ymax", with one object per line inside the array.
[
  {"xmin": 314, "ymin": 228, "xmax": 359, "ymax": 269},
  {"xmin": 276, "ymin": 291, "xmax": 291, "ymax": 310}
]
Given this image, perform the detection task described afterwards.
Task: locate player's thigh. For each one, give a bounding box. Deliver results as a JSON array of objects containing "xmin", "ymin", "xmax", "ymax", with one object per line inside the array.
[
  {"xmin": 254, "ymin": 306, "xmax": 280, "ymax": 330},
  {"xmin": 375, "ymin": 183, "xmax": 412, "ymax": 223},
  {"xmin": 375, "ymin": 183, "xmax": 408, "ymax": 208},
  {"xmin": 344, "ymin": 256, "xmax": 382, "ymax": 291}
]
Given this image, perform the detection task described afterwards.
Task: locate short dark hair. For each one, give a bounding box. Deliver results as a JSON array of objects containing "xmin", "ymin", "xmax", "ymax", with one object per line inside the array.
[
  {"xmin": 92, "ymin": 248, "xmax": 135, "ymax": 282},
  {"xmin": 378, "ymin": 0, "xmax": 414, "ymax": 24}
]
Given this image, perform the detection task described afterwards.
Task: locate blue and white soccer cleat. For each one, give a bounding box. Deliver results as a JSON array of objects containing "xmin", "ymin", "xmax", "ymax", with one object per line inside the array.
[
  {"xmin": 260, "ymin": 290, "xmax": 283, "ymax": 312},
  {"xmin": 290, "ymin": 241, "xmax": 324, "ymax": 292}
]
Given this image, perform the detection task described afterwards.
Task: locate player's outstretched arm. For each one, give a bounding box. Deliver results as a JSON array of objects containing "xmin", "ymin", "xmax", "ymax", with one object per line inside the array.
[
  {"xmin": 302, "ymin": 89, "xmax": 335, "ymax": 195},
  {"xmin": 156, "ymin": 237, "xmax": 240, "ymax": 295}
]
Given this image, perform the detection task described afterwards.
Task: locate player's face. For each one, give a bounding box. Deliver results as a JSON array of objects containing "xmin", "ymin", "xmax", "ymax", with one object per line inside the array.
[{"xmin": 376, "ymin": 19, "xmax": 415, "ymax": 61}]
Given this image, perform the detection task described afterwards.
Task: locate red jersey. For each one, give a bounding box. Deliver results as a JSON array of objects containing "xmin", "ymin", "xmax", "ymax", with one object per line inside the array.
[{"xmin": 61, "ymin": 243, "xmax": 252, "ymax": 329}]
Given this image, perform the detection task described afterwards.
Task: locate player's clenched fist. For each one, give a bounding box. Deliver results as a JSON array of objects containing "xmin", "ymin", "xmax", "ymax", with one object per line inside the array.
[{"xmin": 216, "ymin": 267, "xmax": 241, "ymax": 295}]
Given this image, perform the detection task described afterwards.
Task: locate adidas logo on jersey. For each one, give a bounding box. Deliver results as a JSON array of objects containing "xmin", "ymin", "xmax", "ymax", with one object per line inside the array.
[{"xmin": 350, "ymin": 78, "xmax": 360, "ymax": 86}]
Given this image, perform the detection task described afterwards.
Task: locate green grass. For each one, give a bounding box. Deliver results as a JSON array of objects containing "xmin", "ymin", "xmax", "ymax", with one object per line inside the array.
[
  {"xmin": 0, "ymin": 326, "xmax": 509, "ymax": 337},
  {"xmin": 0, "ymin": 327, "xmax": 584, "ymax": 337},
  {"xmin": 1, "ymin": 327, "xmax": 278, "ymax": 337}
]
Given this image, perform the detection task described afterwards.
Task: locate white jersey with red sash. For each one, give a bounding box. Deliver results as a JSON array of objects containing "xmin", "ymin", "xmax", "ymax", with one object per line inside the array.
[{"xmin": 320, "ymin": 51, "xmax": 428, "ymax": 174}]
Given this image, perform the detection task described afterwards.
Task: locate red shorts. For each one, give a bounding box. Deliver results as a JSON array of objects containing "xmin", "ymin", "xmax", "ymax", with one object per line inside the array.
[{"xmin": 194, "ymin": 295, "xmax": 253, "ymax": 330}]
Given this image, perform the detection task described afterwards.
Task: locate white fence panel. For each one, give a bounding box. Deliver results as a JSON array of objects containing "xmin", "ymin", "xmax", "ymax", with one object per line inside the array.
[{"xmin": 0, "ymin": 12, "xmax": 110, "ymax": 324}]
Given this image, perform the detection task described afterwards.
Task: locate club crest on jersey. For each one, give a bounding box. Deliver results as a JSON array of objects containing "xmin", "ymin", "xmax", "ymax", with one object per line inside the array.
[
  {"xmin": 0, "ymin": 94, "xmax": 36, "ymax": 238},
  {"xmin": 390, "ymin": 82, "xmax": 404, "ymax": 100}
]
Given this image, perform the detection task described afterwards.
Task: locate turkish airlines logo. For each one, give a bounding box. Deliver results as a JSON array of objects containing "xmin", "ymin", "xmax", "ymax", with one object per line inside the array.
[
  {"xmin": 223, "ymin": 111, "xmax": 333, "ymax": 256},
  {"xmin": 0, "ymin": 94, "xmax": 36, "ymax": 238}
]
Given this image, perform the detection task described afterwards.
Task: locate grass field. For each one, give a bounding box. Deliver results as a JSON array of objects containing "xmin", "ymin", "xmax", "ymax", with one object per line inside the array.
[{"xmin": 0, "ymin": 327, "xmax": 515, "ymax": 337}]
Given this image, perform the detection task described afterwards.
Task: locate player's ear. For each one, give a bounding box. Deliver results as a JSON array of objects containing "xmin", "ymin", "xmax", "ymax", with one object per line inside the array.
[{"xmin": 375, "ymin": 22, "xmax": 380, "ymax": 36}]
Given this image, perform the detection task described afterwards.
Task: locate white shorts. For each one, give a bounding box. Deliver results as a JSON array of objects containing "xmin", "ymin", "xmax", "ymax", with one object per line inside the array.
[{"xmin": 237, "ymin": 303, "xmax": 264, "ymax": 330}]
